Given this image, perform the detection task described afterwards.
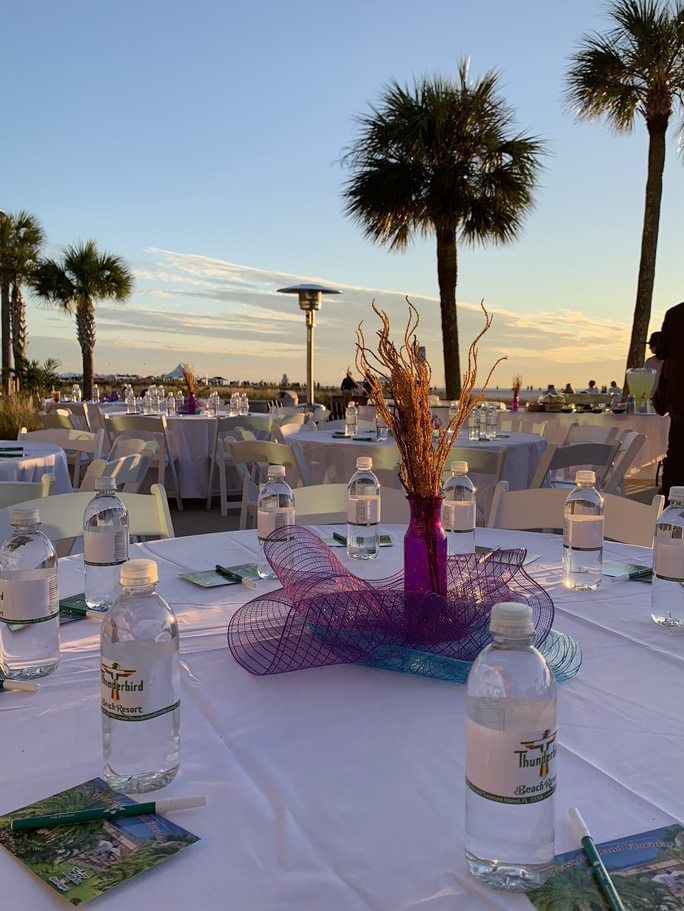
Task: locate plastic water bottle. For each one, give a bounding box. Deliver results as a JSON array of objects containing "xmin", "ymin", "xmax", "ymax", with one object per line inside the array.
[
  {"xmin": 92, "ymin": 383, "xmax": 100, "ymax": 403},
  {"xmin": 484, "ymin": 405, "xmax": 498, "ymax": 441},
  {"xmin": 0, "ymin": 507, "xmax": 59, "ymax": 679},
  {"xmin": 101, "ymin": 559, "xmax": 180, "ymax": 793},
  {"xmin": 72, "ymin": 383, "xmax": 82, "ymax": 402},
  {"xmin": 443, "ymin": 461, "xmax": 476, "ymax": 554},
  {"xmin": 240, "ymin": 393, "xmax": 249, "ymax": 416},
  {"xmin": 229, "ymin": 393, "xmax": 238, "ymax": 417},
  {"xmin": 166, "ymin": 393, "xmax": 177, "ymax": 415},
  {"xmin": 467, "ymin": 410, "xmax": 480, "ymax": 441},
  {"xmin": 257, "ymin": 465, "xmax": 295, "ymax": 579},
  {"xmin": 447, "ymin": 400, "xmax": 459, "ymax": 436},
  {"xmin": 126, "ymin": 390, "xmax": 136, "ymax": 413},
  {"xmin": 345, "ymin": 401, "xmax": 358, "ymax": 436},
  {"xmin": 175, "ymin": 390, "xmax": 184, "ymax": 413},
  {"xmin": 465, "ymin": 601, "xmax": 556, "ymax": 891},
  {"xmin": 84, "ymin": 477, "xmax": 130, "ymax": 611},
  {"xmin": 562, "ymin": 470, "xmax": 604, "ymax": 590},
  {"xmin": 651, "ymin": 486, "xmax": 684, "ymax": 630},
  {"xmin": 347, "ymin": 457, "xmax": 380, "ymax": 560}
]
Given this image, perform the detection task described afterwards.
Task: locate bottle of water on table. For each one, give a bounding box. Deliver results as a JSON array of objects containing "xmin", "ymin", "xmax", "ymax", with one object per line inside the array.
[
  {"xmin": 345, "ymin": 401, "xmax": 358, "ymax": 436},
  {"xmin": 240, "ymin": 393, "xmax": 249, "ymax": 415},
  {"xmin": 166, "ymin": 393, "xmax": 176, "ymax": 415},
  {"xmin": 84, "ymin": 477, "xmax": 130, "ymax": 611},
  {"xmin": 0, "ymin": 507, "xmax": 59, "ymax": 679},
  {"xmin": 562, "ymin": 470, "xmax": 604, "ymax": 590},
  {"xmin": 126, "ymin": 389, "xmax": 136, "ymax": 413},
  {"xmin": 468, "ymin": 409, "xmax": 480, "ymax": 441},
  {"xmin": 92, "ymin": 383, "xmax": 100, "ymax": 403},
  {"xmin": 257, "ymin": 465, "xmax": 295, "ymax": 579},
  {"xmin": 651, "ymin": 485, "xmax": 684, "ymax": 630},
  {"xmin": 443, "ymin": 460, "xmax": 476, "ymax": 554},
  {"xmin": 101, "ymin": 559, "xmax": 180, "ymax": 793},
  {"xmin": 484, "ymin": 405, "xmax": 498, "ymax": 441},
  {"xmin": 465, "ymin": 601, "xmax": 556, "ymax": 890},
  {"xmin": 347, "ymin": 457, "xmax": 380, "ymax": 560}
]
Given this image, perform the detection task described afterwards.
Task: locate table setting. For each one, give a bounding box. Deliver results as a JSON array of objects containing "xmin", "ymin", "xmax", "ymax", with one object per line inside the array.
[{"xmin": 0, "ymin": 440, "xmax": 72, "ymax": 493}]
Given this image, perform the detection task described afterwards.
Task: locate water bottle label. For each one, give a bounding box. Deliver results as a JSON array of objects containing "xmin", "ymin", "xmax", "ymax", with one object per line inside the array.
[
  {"xmin": 443, "ymin": 501, "xmax": 475, "ymax": 532},
  {"xmin": 466, "ymin": 720, "xmax": 557, "ymax": 805},
  {"xmin": 563, "ymin": 515, "xmax": 604, "ymax": 551},
  {"xmin": 258, "ymin": 507, "xmax": 295, "ymax": 540},
  {"xmin": 654, "ymin": 539, "xmax": 684, "ymax": 581},
  {"xmin": 101, "ymin": 639, "xmax": 180, "ymax": 722},
  {"xmin": 84, "ymin": 529, "xmax": 129, "ymax": 566},
  {"xmin": 0, "ymin": 573, "xmax": 58, "ymax": 624},
  {"xmin": 347, "ymin": 496, "xmax": 381, "ymax": 525}
]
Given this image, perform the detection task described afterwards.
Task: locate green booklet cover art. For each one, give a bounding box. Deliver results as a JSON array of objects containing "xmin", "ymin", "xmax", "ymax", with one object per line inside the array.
[
  {"xmin": 0, "ymin": 778, "xmax": 199, "ymax": 906},
  {"xmin": 528, "ymin": 824, "xmax": 684, "ymax": 910}
]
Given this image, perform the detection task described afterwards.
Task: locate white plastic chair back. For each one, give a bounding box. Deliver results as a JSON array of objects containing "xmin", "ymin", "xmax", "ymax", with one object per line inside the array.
[
  {"xmin": 0, "ymin": 474, "xmax": 53, "ymax": 508},
  {"xmin": 293, "ymin": 483, "xmax": 409, "ymax": 525},
  {"xmin": 18, "ymin": 428, "xmax": 105, "ymax": 488}
]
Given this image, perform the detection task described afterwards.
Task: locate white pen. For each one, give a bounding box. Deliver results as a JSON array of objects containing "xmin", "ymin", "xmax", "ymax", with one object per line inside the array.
[{"xmin": 0, "ymin": 679, "xmax": 39, "ymax": 693}]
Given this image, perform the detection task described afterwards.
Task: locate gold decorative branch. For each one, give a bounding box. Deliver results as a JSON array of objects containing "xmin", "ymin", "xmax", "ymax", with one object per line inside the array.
[
  {"xmin": 181, "ymin": 363, "xmax": 196, "ymax": 396},
  {"xmin": 356, "ymin": 299, "xmax": 504, "ymax": 498}
]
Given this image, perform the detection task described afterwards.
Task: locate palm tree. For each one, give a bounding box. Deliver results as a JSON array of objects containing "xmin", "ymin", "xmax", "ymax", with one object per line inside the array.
[
  {"xmin": 342, "ymin": 62, "xmax": 544, "ymax": 399},
  {"xmin": 566, "ymin": 0, "xmax": 684, "ymax": 376},
  {"xmin": 0, "ymin": 210, "xmax": 44, "ymax": 393},
  {"xmin": 33, "ymin": 240, "xmax": 134, "ymax": 399}
]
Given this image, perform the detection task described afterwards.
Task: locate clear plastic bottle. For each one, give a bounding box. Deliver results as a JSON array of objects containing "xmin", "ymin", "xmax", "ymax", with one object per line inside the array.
[
  {"xmin": 166, "ymin": 393, "xmax": 176, "ymax": 416},
  {"xmin": 468, "ymin": 410, "xmax": 480, "ymax": 441},
  {"xmin": 443, "ymin": 461, "xmax": 476, "ymax": 555},
  {"xmin": 651, "ymin": 485, "xmax": 684, "ymax": 630},
  {"xmin": 175, "ymin": 390, "xmax": 184, "ymax": 413},
  {"xmin": 92, "ymin": 383, "xmax": 100, "ymax": 403},
  {"xmin": 84, "ymin": 477, "xmax": 130, "ymax": 611},
  {"xmin": 240, "ymin": 393, "xmax": 249, "ymax": 416},
  {"xmin": 101, "ymin": 559, "xmax": 180, "ymax": 793},
  {"xmin": 344, "ymin": 401, "xmax": 358, "ymax": 437},
  {"xmin": 465, "ymin": 601, "xmax": 556, "ymax": 891},
  {"xmin": 257, "ymin": 465, "xmax": 295, "ymax": 579},
  {"xmin": 484, "ymin": 405, "xmax": 498, "ymax": 441},
  {"xmin": 562, "ymin": 470, "xmax": 604, "ymax": 591},
  {"xmin": 447, "ymin": 400, "xmax": 459, "ymax": 437},
  {"xmin": 347, "ymin": 457, "xmax": 381, "ymax": 560},
  {"xmin": 72, "ymin": 383, "xmax": 82, "ymax": 402},
  {"xmin": 0, "ymin": 507, "xmax": 59, "ymax": 679},
  {"xmin": 126, "ymin": 389, "xmax": 136, "ymax": 413}
]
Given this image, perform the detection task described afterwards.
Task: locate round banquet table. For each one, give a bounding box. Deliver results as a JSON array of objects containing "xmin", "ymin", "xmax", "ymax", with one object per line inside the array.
[
  {"xmin": 294, "ymin": 428, "xmax": 547, "ymax": 491},
  {"xmin": 0, "ymin": 440, "xmax": 72, "ymax": 493},
  {"xmin": 1, "ymin": 525, "xmax": 681, "ymax": 911}
]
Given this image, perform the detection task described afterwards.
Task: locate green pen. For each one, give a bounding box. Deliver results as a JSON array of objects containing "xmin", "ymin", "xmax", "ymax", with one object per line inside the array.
[
  {"xmin": 215, "ymin": 565, "xmax": 257, "ymax": 589},
  {"xmin": 332, "ymin": 532, "xmax": 347, "ymax": 546},
  {"xmin": 11, "ymin": 795, "xmax": 207, "ymax": 832},
  {"xmin": 59, "ymin": 604, "xmax": 105, "ymax": 620},
  {"xmin": 0, "ymin": 679, "xmax": 39, "ymax": 693},
  {"xmin": 568, "ymin": 808, "xmax": 626, "ymax": 911}
]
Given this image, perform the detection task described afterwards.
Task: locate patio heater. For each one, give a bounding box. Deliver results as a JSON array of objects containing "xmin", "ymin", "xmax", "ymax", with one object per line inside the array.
[{"xmin": 277, "ymin": 283, "xmax": 339, "ymax": 404}]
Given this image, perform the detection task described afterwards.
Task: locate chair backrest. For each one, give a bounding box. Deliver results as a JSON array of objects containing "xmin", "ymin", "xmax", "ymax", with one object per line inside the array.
[
  {"xmin": 219, "ymin": 415, "xmax": 273, "ymax": 436},
  {"xmin": 56, "ymin": 402, "xmax": 90, "ymax": 430},
  {"xmin": 561, "ymin": 422, "xmax": 619, "ymax": 446},
  {"xmin": 0, "ymin": 485, "xmax": 175, "ymax": 548},
  {"xmin": 292, "ymin": 483, "xmax": 410, "ymax": 525},
  {"xmin": 310, "ymin": 406, "xmax": 330, "ymax": 425},
  {"xmin": 81, "ymin": 446, "xmax": 157, "ymax": 494},
  {"xmin": 447, "ymin": 447, "xmax": 505, "ymax": 479},
  {"xmin": 278, "ymin": 413, "xmax": 306, "ymax": 430},
  {"xmin": 487, "ymin": 481, "xmax": 664, "ymax": 547},
  {"xmin": 499, "ymin": 417, "xmax": 547, "ymax": 436},
  {"xmin": 18, "ymin": 427, "xmax": 104, "ymax": 457},
  {"xmin": 602, "ymin": 432, "xmax": 646, "ymax": 494},
  {"xmin": 105, "ymin": 413, "xmax": 168, "ymax": 443},
  {"xmin": 0, "ymin": 474, "xmax": 53, "ymax": 508},
  {"xmin": 39, "ymin": 410, "xmax": 78, "ymax": 430},
  {"xmin": 529, "ymin": 441, "xmax": 620, "ymax": 489},
  {"xmin": 226, "ymin": 439, "xmax": 313, "ymax": 487},
  {"xmin": 108, "ymin": 437, "xmax": 159, "ymax": 461}
]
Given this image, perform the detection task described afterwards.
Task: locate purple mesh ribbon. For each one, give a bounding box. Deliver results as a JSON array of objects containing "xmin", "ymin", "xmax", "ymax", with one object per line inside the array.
[{"xmin": 227, "ymin": 526, "xmax": 555, "ymax": 678}]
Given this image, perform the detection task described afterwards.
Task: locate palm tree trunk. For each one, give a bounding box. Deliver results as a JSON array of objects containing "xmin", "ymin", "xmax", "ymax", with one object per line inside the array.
[
  {"xmin": 436, "ymin": 228, "xmax": 460, "ymax": 400},
  {"xmin": 625, "ymin": 120, "xmax": 667, "ymax": 373},
  {"xmin": 76, "ymin": 301, "xmax": 96, "ymax": 400},
  {"xmin": 10, "ymin": 284, "xmax": 27, "ymax": 386},
  {"xmin": 1, "ymin": 278, "xmax": 11, "ymax": 396}
]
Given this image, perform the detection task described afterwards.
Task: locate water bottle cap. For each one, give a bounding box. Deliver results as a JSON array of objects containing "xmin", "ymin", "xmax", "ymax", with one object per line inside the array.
[
  {"xmin": 668, "ymin": 486, "xmax": 684, "ymax": 501},
  {"xmin": 10, "ymin": 506, "xmax": 40, "ymax": 526},
  {"xmin": 356, "ymin": 457, "xmax": 372, "ymax": 470},
  {"xmin": 575, "ymin": 470, "xmax": 595, "ymax": 485},
  {"xmin": 451, "ymin": 460, "xmax": 468, "ymax": 473},
  {"xmin": 489, "ymin": 601, "xmax": 534, "ymax": 637},
  {"xmin": 267, "ymin": 464, "xmax": 286, "ymax": 478},
  {"xmin": 94, "ymin": 476, "xmax": 118, "ymax": 492},
  {"xmin": 121, "ymin": 558, "xmax": 158, "ymax": 587}
]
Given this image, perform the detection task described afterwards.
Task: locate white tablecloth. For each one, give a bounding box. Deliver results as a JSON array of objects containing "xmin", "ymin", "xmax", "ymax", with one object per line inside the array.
[
  {"xmin": 294, "ymin": 429, "xmax": 547, "ymax": 492},
  {"xmin": 0, "ymin": 441, "xmax": 72, "ymax": 493},
  {"xmin": 1, "ymin": 526, "xmax": 682, "ymax": 911}
]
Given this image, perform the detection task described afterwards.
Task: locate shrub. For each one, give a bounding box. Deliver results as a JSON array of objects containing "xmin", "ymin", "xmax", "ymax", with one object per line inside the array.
[{"xmin": 0, "ymin": 393, "xmax": 42, "ymax": 440}]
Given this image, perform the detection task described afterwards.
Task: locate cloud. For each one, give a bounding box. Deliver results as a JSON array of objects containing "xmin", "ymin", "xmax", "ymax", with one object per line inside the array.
[{"xmin": 26, "ymin": 247, "xmax": 649, "ymax": 386}]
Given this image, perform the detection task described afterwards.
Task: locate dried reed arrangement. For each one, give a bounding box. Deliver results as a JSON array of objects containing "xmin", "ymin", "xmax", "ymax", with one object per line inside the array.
[
  {"xmin": 356, "ymin": 299, "xmax": 503, "ymax": 499},
  {"xmin": 181, "ymin": 363, "xmax": 196, "ymax": 396},
  {"xmin": 512, "ymin": 374, "xmax": 523, "ymax": 396}
]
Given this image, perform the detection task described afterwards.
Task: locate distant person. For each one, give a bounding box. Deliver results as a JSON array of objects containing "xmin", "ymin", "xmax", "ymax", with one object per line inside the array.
[
  {"xmin": 585, "ymin": 380, "xmax": 598, "ymax": 394},
  {"xmin": 341, "ymin": 369, "xmax": 356, "ymax": 392},
  {"xmin": 654, "ymin": 301, "xmax": 684, "ymax": 497},
  {"xmin": 609, "ymin": 380, "xmax": 619, "ymax": 390},
  {"xmin": 563, "ymin": 383, "xmax": 574, "ymax": 395},
  {"xmin": 644, "ymin": 331, "xmax": 664, "ymax": 383}
]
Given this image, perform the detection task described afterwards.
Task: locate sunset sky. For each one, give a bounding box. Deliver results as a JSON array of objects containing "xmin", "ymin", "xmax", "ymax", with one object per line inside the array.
[{"xmin": 1, "ymin": 0, "xmax": 682, "ymax": 388}]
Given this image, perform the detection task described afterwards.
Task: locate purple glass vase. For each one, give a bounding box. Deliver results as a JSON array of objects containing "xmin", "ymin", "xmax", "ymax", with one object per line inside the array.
[
  {"xmin": 512, "ymin": 394, "xmax": 519, "ymax": 412},
  {"xmin": 186, "ymin": 392, "xmax": 198, "ymax": 414},
  {"xmin": 403, "ymin": 495, "xmax": 447, "ymax": 596}
]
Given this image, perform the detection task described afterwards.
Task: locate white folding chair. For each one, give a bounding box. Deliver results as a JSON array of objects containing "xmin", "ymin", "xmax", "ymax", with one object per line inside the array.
[
  {"xmin": 487, "ymin": 481, "xmax": 664, "ymax": 547},
  {"xmin": 560, "ymin": 422, "xmax": 619, "ymax": 447},
  {"xmin": 206, "ymin": 416, "xmax": 273, "ymax": 511},
  {"xmin": 0, "ymin": 485, "xmax": 175, "ymax": 556},
  {"xmin": 602, "ymin": 432, "xmax": 646, "ymax": 495},
  {"xmin": 293, "ymin": 483, "xmax": 409, "ymax": 525},
  {"xmin": 80, "ymin": 444, "xmax": 158, "ymax": 493},
  {"xmin": 445, "ymin": 447, "xmax": 506, "ymax": 525},
  {"xmin": 18, "ymin": 427, "xmax": 105, "ymax": 488},
  {"xmin": 0, "ymin": 474, "xmax": 53, "ymax": 508},
  {"xmin": 39, "ymin": 410, "xmax": 79, "ymax": 430},
  {"xmin": 105, "ymin": 414, "xmax": 182, "ymax": 510},
  {"xmin": 529, "ymin": 441, "xmax": 621, "ymax": 489},
  {"xmin": 499, "ymin": 416, "xmax": 547, "ymax": 436}
]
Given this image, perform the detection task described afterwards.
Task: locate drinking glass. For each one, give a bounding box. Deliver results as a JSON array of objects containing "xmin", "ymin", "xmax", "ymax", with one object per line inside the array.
[{"xmin": 376, "ymin": 418, "xmax": 388, "ymax": 442}]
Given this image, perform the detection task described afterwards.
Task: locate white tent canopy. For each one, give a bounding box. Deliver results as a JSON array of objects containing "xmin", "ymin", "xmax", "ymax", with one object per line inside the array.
[{"xmin": 163, "ymin": 364, "xmax": 186, "ymax": 379}]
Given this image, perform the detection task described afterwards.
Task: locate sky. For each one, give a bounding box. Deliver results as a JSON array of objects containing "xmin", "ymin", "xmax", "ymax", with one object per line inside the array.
[{"xmin": 1, "ymin": 0, "xmax": 682, "ymax": 390}]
